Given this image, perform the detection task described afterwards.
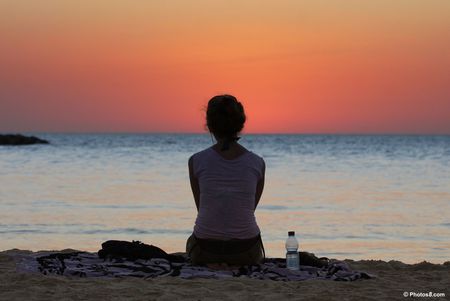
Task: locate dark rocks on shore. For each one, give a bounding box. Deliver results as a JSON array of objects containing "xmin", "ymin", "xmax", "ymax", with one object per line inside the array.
[{"xmin": 0, "ymin": 134, "xmax": 49, "ymax": 145}]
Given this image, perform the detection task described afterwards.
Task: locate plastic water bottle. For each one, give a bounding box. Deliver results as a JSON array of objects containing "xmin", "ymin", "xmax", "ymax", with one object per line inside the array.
[{"xmin": 285, "ymin": 231, "xmax": 299, "ymax": 270}]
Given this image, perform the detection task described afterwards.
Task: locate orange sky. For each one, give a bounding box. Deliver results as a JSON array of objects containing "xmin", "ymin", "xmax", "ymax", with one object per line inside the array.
[{"xmin": 1, "ymin": 0, "xmax": 449, "ymax": 134}]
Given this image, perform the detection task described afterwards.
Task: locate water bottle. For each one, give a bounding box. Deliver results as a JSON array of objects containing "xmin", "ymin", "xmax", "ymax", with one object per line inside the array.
[{"xmin": 285, "ymin": 231, "xmax": 299, "ymax": 270}]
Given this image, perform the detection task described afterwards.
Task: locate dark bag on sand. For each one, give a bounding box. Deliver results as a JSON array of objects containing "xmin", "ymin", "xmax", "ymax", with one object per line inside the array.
[
  {"xmin": 299, "ymin": 251, "xmax": 329, "ymax": 268},
  {"xmin": 98, "ymin": 240, "xmax": 185, "ymax": 263}
]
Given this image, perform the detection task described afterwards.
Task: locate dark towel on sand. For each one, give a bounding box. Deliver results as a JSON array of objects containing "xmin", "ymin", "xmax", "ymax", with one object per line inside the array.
[{"xmin": 15, "ymin": 241, "xmax": 374, "ymax": 281}]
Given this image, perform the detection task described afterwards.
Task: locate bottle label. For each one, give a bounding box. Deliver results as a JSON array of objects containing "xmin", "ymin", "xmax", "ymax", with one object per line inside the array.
[{"xmin": 286, "ymin": 251, "xmax": 299, "ymax": 270}]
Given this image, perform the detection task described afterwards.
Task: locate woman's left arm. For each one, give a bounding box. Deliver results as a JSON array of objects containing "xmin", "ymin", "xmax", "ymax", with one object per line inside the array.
[
  {"xmin": 255, "ymin": 160, "xmax": 265, "ymax": 209},
  {"xmin": 188, "ymin": 156, "xmax": 200, "ymax": 212}
]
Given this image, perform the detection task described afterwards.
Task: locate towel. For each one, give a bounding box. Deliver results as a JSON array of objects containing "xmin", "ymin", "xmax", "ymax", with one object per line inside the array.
[{"xmin": 15, "ymin": 250, "xmax": 373, "ymax": 281}]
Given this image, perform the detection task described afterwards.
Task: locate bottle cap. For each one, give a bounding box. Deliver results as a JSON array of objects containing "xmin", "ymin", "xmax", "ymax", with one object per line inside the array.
[{"xmin": 288, "ymin": 231, "xmax": 295, "ymax": 236}]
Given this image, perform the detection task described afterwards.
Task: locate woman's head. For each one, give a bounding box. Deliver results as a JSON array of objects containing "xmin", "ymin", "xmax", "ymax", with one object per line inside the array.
[{"xmin": 206, "ymin": 94, "xmax": 246, "ymax": 139}]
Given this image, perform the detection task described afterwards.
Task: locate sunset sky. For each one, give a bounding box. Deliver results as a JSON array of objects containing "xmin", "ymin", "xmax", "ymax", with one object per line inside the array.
[{"xmin": 1, "ymin": 0, "xmax": 449, "ymax": 134}]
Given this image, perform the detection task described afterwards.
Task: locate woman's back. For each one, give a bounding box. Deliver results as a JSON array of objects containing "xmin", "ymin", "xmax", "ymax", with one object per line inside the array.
[{"xmin": 191, "ymin": 146, "xmax": 265, "ymax": 239}]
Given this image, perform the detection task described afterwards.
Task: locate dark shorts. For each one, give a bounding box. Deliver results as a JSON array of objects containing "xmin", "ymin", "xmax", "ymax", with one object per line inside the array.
[{"xmin": 186, "ymin": 233, "xmax": 265, "ymax": 266}]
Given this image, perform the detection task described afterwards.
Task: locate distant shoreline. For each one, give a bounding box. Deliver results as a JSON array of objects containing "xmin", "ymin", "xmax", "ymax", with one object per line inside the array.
[{"xmin": 0, "ymin": 134, "xmax": 49, "ymax": 145}]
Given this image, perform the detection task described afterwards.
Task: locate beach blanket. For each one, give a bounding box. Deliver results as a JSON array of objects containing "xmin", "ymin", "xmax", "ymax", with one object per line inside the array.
[{"xmin": 15, "ymin": 251, "xmax": 373, "ymax": 281}]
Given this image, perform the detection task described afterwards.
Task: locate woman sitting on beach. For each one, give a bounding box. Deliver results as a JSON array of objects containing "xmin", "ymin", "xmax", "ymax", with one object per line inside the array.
[{"xmin": 186, "ymin": 94, "xmax": 266, "ymax": 267}]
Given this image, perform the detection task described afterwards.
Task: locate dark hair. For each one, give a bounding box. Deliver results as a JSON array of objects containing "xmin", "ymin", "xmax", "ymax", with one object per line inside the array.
[{"xmin": 206, "ymin": 94, "xmax": 246, "ymax": 138}]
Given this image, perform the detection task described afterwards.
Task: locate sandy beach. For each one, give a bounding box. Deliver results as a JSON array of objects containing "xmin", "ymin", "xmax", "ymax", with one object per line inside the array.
[{"xmin": 0, "ymin": 249, "xmax": 448, "ymax": 301}]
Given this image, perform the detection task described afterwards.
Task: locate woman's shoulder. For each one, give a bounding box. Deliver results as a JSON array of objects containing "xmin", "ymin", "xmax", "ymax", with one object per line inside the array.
[
  {"xmin": 245, "ymin": 150, "xmax": 265, "ymax": 168},
  {"xmin": 245, "ymin": 148, "xmax": 264, "ymax": 161},
  {"xmin": 190, "ymin": 146, "xmax": 264, "ymax": 165},
  {"xmin": 189, "ymin": 147, "xmax": 213, "ymax": 161}
]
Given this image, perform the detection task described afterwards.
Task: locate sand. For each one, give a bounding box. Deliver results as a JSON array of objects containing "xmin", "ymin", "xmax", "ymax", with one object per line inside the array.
[{"xmin": 0, "ymin": 249, "xmax": 448, "ymax": 301}]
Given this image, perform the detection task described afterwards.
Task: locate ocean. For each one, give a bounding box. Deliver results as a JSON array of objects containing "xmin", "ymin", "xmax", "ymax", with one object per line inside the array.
[{"xmin": 0, "ymin": 134, "xmax": 449, "ymax": 263}]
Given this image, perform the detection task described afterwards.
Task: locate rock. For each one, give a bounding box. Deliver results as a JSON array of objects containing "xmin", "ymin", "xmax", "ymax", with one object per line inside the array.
[{"xmin": 0, "ymin": 134, "xmax": 49, "ymax": 145}]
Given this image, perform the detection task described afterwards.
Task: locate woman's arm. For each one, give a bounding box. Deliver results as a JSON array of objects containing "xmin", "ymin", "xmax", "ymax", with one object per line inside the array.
[
  {"xmin": 188, "ymin": 156, "xmax": 200, "ymax": 212},
  {"xmin": 255, "ymin": 160, "xmax": 265, "ymax": 209}
]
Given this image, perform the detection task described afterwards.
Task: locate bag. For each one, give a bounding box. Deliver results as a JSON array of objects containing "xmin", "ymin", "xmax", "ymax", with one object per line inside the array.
[
  {"xmin": 98, "ymin": 240, "xmax": 185, "ymax": 262},
  {"xmin": 299, "ymin": 251, "xmax": 329, "ymax": 268}
]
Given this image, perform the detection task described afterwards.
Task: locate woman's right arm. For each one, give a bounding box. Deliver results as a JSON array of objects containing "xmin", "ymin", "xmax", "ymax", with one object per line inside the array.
[{"xmin": 188, "ymin": 156, "xmax": 200, "ymax": 212}]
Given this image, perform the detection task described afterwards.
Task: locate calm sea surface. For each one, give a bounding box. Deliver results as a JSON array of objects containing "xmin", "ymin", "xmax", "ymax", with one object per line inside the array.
[{"xmin": 1, "ymin": 134, "xmax": 449, "ymax": 263}]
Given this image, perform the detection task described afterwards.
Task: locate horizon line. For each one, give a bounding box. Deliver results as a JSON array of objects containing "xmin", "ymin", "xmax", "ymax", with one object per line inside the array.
[{"xmin": 3, "ymin": 131, "xmax": 450, "ymax": 136}]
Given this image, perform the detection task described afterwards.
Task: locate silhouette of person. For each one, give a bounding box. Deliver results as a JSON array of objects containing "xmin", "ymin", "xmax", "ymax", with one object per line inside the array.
[{"xmin": 186, "ymin": 94, "xmax": 266, "ymax": 267}]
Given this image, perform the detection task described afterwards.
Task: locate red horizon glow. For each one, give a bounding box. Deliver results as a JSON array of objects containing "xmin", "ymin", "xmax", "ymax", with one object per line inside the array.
[{"xmin": 1, "ymin": 1, "xmax": 449, "ymax": 134}]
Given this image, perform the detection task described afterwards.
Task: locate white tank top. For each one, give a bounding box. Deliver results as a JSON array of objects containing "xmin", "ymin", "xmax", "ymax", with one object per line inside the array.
[{"xmin": 191, "ymin": 146, "xmax": 264, "ymax": 239}]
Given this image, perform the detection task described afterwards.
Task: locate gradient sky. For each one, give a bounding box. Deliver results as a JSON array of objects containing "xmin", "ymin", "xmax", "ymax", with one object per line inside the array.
[{"xmin": 1, "ymin": 0, "xmax": 449, "ymax": 134}]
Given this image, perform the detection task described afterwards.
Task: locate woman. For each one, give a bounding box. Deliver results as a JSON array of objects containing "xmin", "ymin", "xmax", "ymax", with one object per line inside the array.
[{"xmin": 186, "ymin": 94, "xmax": 266, "ymax": 266}]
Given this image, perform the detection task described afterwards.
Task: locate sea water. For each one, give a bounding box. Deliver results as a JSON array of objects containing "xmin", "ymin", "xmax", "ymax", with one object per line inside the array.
[{"xmin": 0, "ymin": 133, "xmax": 449, "ymax": 263}]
